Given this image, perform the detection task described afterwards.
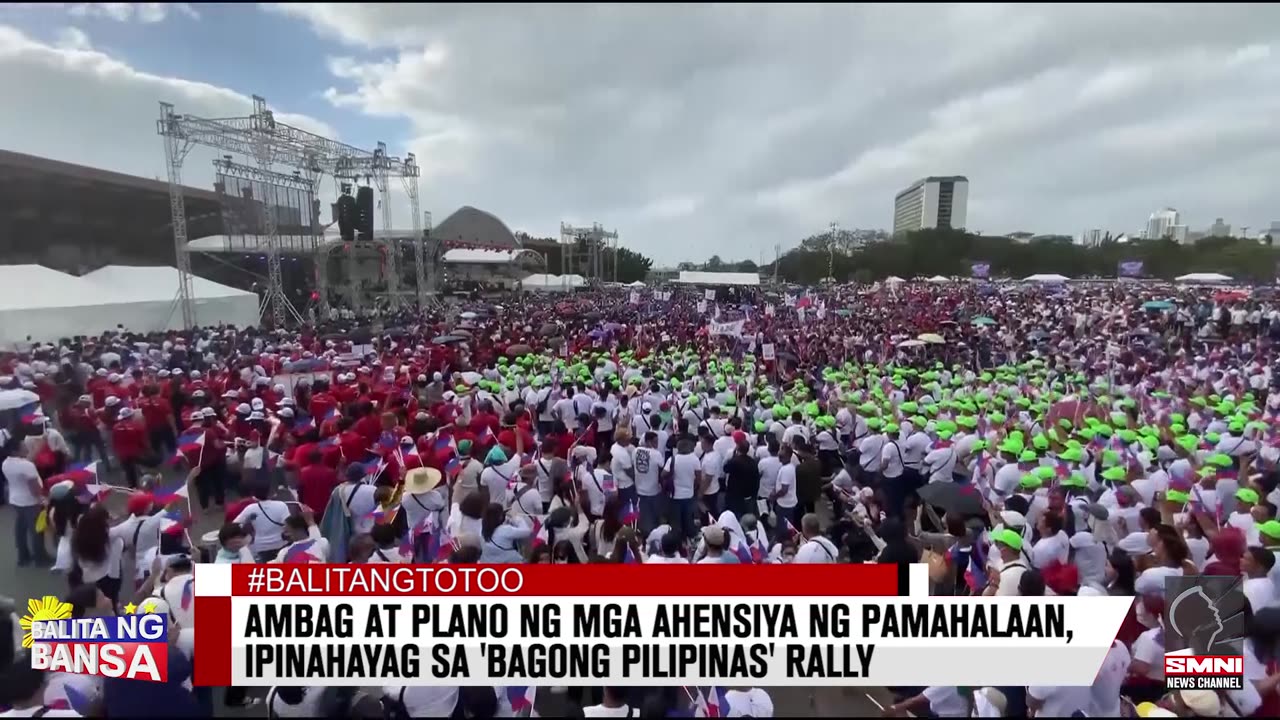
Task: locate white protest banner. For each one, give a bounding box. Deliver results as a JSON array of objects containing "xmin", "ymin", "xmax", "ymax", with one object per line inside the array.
[
  {"xmin": 696, "ymin": 300, "xmax": 707, "ymax": 314},
  {"xmin": 765, "ymin": 304, "xmax": 775, "ymax": 317},
  {"xmin": 629, "ymin": 291, "xmax": 640, "ymax": 305},
  {"xmin": 704, "ymin": 289, "xmax": 715, "ymax": 301},
  {"xmin": 708, "ymin": 319, "xmax": 746, "ymax": 337},
  {"xmin": 271, "ymin": 371, "xmax": 330, "ymax": 399},
  {"xmin": 761, "ymin": 343, "xmax": 776, "ymax": 360},
  {"xmin": 817, "ymin": 307, "xmax": 827, "ymax": 320},
  {"xmin": 351, "ymin": 343, "xmax": 375, "ymax": 357}
]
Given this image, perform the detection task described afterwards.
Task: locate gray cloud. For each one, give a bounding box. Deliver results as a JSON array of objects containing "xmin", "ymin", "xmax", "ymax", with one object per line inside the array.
[
  {"xmin": 262, "ymin": 4, "xmax": 1280, "ymax": 262},
  {"xmin": 1, "ymin": 6, "xmax": 1276, "ymax": 268}
]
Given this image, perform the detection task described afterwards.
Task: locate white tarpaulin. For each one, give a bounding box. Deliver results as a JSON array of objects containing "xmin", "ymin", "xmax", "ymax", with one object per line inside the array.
[
  {"xmin": 675, "ymin": 271, "xmax": 761, "ymax": 286},
  {"xmin": 708, "ymin": 319, "xmax": 746, "ymax": 337},
  {"xmin": 520, "ymin": 273, "xmax": 585, "ymax": 292},
  {"xmin": 0, "ymin": 264, "xmax": 259, "ymax": 345}
]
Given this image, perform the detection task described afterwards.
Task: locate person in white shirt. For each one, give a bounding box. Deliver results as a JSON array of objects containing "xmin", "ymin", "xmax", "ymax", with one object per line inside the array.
[
  {"xmin": 1089, "ymin": 637, "xmax": 1131, "ymax": 718},
  {"xmin": 771, "ymin": 446, "xmax": 798, "ymax": 542},
  {"xmin": 480, "ymin": 446, "xmax": 522, "ymax": 509},
  {"xmin": 3, "ymin": 445, "xmax": 52, "ymax": 567},
  {"xmin": 698, "ymin": 434, "xmax": 725, "ymax": 516},
  {"xmin": 582, "ymin": 686, "xmax": 637, "ymax": 717},
  {"xmin": 879, "ymin": 433, "xmax": 908, "ymax": 517},
  {"xmin": 233, "ymin": 488, "xmax": 293, "ymax": 561},
  {"xmin": 1027, "ymin": 684, "xmax": 1091, "ymax": 718},
  {"xmin": 794, "ymin": 513, "xmax": 837, "ymax": 563},
  {"xmin": 610, "ymin": 429, "xmax": 637, "ymax": 509},
  {"xmin": 1029, "ymin": 511, "xmax": 1069, "ymax": 569},
  {"xmin": 400, "ymin": 468, "xmax": 447, "ymax": 538},
  {"xmin": 632, "ymin": 432, "xmax": 664, "ymax": 536},
  {"xmin": 668, "ymin": 440, "xmax": 702, "ymax": 541},
  {"xmin": 723, "ymin": 687, "xmax": 774, "ymax": 718},
  {"xmin": 982, "ymin": 528, "xmax": 1028, "ymax": 597},
  {"xmin": 269, "ymin": 511, "xmax": 330, "ymax": 563},
  {"xmin": 645, "ymin": 530, "xmax": 688, "ymax": 564},
  {"xmin": 479, "ymin": 505, "xmax": 533, "ymax": 564},
  {"xmin": 756, "ymin": 441, "xmax": 782, "ymax": 519},
  {"xmin": 886, "ymin": 685, "xmax": 969, "ymax": 717}
]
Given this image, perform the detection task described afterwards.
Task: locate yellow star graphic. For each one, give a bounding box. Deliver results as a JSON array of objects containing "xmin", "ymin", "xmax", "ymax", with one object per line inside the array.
[
  {"xmin": 123, "ymin": 602, "xmax": 137, "ymax": 615},
  {"xmin": 141, "ymin": 601, "xmax": 157, "ymax": 614}
]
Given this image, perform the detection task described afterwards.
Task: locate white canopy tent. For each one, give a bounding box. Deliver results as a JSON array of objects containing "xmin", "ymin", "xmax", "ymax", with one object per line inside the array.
[
  {"xmin": 520, "ymin": 273, "xmax": 585, "ymax": 292},
  {"xmin": 627, "ymin": 280, "xmax": 646, "ymax": 288},
  {"xmin": 926, "ymin": 275, "xmax": 951, "ymax": 283},
  {"xmin": 674, "ymin": 271, "xmax": 760, "ymax": 286},
  {"xmin": 1175, "ymin": 272, "xmax": 1233, "ymax": 284},
  {"xmin": 0, "ymin": 264, "xmax": 259, "ymax": 344},
  {"xmin": 1023, "ymin": 273, "xmax": 1070, "ymax": 283},
  {"xmin": 883, "ymin": 276, "xmax": 906, "ymax": 284}
]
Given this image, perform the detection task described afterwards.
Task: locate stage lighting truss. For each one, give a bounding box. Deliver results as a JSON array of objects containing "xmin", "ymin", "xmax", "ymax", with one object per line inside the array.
[{"xmin": 158, "ymin": 95, "xmax": 426, "ymax": 328}]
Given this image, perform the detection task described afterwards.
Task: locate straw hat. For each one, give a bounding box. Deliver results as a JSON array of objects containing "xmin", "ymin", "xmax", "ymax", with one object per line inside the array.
[{"xmin": 404, "ymin": 467, "xmax": 443, "ymax": 495}]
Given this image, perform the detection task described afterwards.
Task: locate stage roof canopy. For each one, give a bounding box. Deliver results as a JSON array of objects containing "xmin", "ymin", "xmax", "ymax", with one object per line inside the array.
[{"xmin": 674, "ymin": 271, "xmax": 760, "ymax": 286}]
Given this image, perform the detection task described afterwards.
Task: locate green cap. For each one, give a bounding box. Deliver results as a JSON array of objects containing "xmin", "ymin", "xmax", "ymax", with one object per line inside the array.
[
  {"xmin": 1059, "ymin": 447, "xmax": 1084, "ymax": 463},
  {"xmin": 1259, "ymin": 520, "xmax": 1280, "ymax": 540},
  {"xmin": 1101, "ymin": 466, "xmax": 1127, "ymax": 482},
  {"xmin": 991, "ymin": 528, "xmax": 1023, "ymax": 552},
  {"xmin": 1237, "ymin": 488, "xmax": 1261, "ymax": 505},
  {"xmin": 1032, "ymin": 466, "xmax": 1056, "ymax": 481},
  {"xmin": 1019, "ymin": 450, "xmax": 1038, "ymax": 463},
  {"xmin": 1061, "ymin": 473, "xmax": 1087, "ymax": 488},
  {"xmin": 1166, "ymin": 489, "xmax": 1191, "ymax": 504},
  {"xmin": 1020, "ymin": 473, "xmax": 1042, "ymax": 489},
  {"xmin": 1208, "ymin": 454, "xmax": 1234, "ymax": 468}
]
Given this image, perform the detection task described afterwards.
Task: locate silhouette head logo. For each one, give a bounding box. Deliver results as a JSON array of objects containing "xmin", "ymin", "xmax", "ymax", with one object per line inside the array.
[{"xmin": 1165, "ymin": 576, "xmax": 1246, "ymax": 656}]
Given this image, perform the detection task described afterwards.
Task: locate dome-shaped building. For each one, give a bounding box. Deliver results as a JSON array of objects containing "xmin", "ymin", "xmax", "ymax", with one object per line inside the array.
[{"xmin": 431, "ymin": 205, "xmax": 520, "ymax": 250}]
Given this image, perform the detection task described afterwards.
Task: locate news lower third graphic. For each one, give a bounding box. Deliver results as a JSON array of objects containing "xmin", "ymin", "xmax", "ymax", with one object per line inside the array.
[
  {"xmin": 25, "ymin": 594, "xmax": 170, "ymax": 683},
  {"xmin": 1163, "ymin": 576, "xmax": 1246, "ymax": 691}
]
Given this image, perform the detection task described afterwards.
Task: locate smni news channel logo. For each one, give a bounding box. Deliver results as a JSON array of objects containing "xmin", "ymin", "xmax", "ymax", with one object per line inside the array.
[{"xmin": 1163, "ymin": 576, "xmax": 1246, "ymax": 691}]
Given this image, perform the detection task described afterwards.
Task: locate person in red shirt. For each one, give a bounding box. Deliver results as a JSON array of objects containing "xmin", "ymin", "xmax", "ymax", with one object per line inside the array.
[
  {"xmin": 309, "ymin": 381, "xmax": 337, "ymax": 424},
  {"xmin": 336, "ymin": 417, "xmax": 368, "ymax": 466},
  {"xmin": 111, "ymin": 407, "xmax": 150, "ymax": 488},
  {"xmin": 193, "ymin": 409, "xmax": 230, "ymax": 510},
  {"xmin": 64, "ymin": 395, "xmax": 111, "ymax": 469},
  {"xmin": 295, "ymin": 449, "xmax": 341, "ymax": 512},
  {"xmin": 139, "ymin": 385, "xmax": 177, "ymax": 457}
]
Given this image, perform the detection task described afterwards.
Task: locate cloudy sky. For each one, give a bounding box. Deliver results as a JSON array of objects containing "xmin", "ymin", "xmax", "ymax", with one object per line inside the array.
[{"xmin": 1, "ymin": 4, "xmax": 1277, "ymax": 263}]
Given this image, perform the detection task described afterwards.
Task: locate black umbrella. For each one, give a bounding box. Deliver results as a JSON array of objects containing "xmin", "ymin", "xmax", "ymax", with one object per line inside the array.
[
  {"xmin": 432, "ymin": 335, "xmax": 464, "ymax": 345},
  {"xmin": 916, "ymin": 482, "xmax": 986, "ymax": 517}
]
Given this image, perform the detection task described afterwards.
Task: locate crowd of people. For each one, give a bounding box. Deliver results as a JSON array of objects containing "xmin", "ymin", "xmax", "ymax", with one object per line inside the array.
[{"xmin": 2, "ymin": 279, "xmax": 1280, "ymax": 717}]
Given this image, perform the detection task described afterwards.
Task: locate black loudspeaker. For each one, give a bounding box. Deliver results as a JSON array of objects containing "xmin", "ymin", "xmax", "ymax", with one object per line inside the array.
[
  {"xmin": 355, "ymin": 186, "xmax": 375, "ymax": 236},
  {"xmin": 335, "ymin": 194, "xmax": 357, "ymax": 242}
]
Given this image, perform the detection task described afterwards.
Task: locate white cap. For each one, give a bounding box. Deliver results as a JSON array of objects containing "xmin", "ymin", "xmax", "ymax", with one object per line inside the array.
[
  {"xmin": 248, "ymin": 411, "xmax": 265, "ymax": 421},
  {"xmin": 119, "ymin": 407, "xmax": 134, "ymax": 419},
  {"xmin": 278, "ymin": 407, "xmax": 295, "ymax": 418},
  {"xmin": 158, "ymin": 369, "xmax": 170, "ymax": 378},
  {"xmin": 236, "ymin": 403, "xmax": 251, "ymax": 414},
  {"xmin": 95, "ymin": 368, "xmax": 109, "ymax": 377},
  {"xmin": 280, "ymin": 397, "xmax": 295, "ymax": 406},
  {"xmin": 190, "ymin": 370, "xmax": 202, "ymax": 378},
  {"xmin": 250, "ymin": 398, "xmax": 265, "ymax": 410},
  {"xmin": 273, "ymin": 384, "xmax": 285, "ymax": 393},
  {"xmin": 105, "ymin": 396, "xmax": 121, "ymax": 406},
  {"xmin": 201, "ymin": 407, "xmax": 217, "ymax": 418},
  {"xmin": 108, "ymin": 373, "xmax": 122, "ymax": 383}
]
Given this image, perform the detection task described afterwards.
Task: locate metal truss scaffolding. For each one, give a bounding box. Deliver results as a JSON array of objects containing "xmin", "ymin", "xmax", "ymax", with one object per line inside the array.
[
  {"xmin": 559, "ymin": 222, "xmax": 619, "ymax": 287},
  {"xmin": 158, "ymin": 95, "xmax": 424, "ymax": 328}
]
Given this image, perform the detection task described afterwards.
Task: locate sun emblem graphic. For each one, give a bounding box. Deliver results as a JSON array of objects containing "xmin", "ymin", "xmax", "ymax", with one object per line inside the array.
[{"xmin": 19, "ymin": 595, "xmax": 73, "ymax": 648}]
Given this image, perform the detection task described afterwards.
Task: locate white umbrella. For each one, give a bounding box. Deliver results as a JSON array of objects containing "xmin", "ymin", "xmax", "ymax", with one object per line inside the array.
[
  {"xmin": 897, "ymin": 339, "xmax": 926, "ymax": 348},
  {"xmin": 459, "ymin": 311, "xmax": 478, "ymax": 320},
  {"xmin": 0, "ymin": 388, "xmax": 40, "ymax": 412}
]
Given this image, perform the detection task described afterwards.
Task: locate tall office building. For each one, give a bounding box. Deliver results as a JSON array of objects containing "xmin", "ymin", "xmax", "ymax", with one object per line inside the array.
[
  {"xmin": 1145, "ymin": 207, "xmax": 1179, "ymax": 241},
  {"xmin": 893, "ymin": 176, "xmax": 969, "ymax": 236},
  {"xmin": 1081, "ymin": 229, "xmax": 1104, "ymax": 246},
  {"xmin": 1208, "ymin": 217, "xmax": 1231, "ymax": 237}
]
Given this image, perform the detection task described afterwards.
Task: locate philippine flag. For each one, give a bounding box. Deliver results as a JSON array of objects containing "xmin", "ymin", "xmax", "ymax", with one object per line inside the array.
[
  {"xmin": 619, "ymin": 499, "xmax": 639, "ymax": 526},
  {"xmin": 47, "ymin": 461, "xmax": 98, "ymax": 489},
  {"xmin": 152, "ymin": 478, "xmax": 189, "ymax": 506},
  {"xmin": 283, "ymin": 540, "xmax": 319, "ymax": 564},
  {"xmin": 705, "ymin": 687, "xmax": 729, "ymax": 718},
  {"xmin": 506, "ymin": 685, "xmax": 536, "ymax": 715},
  {"xmin": 172, "ymin": 428, "xmax": 205, "ymax": 466},
  {"xmin": 733, "ymin": 542, "xmax": 753, "ymax": 564}
]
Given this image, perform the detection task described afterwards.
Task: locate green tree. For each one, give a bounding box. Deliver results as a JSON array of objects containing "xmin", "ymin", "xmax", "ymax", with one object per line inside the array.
[
  {"xmin": 705, "ymin": 255, "xmax": 725, "ymax": 271},
  {"xmin": 612, "ymin": 247, "xmax": 653, "ymax": 283}
]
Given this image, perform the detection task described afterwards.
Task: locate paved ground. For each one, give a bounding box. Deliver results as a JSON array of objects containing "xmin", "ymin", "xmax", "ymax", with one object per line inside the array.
[{"xmin": 0, "ymin": 467, "xmax": 894, "ymax": 717}]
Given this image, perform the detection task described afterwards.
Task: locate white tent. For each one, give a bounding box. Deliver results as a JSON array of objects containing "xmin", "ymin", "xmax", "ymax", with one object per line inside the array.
[
  {"xmin": 674, "ymin": 271, "xmax": 760, "ymax": 286},
  {"xmin": 0, "ymin": 264, "xmax": 258, "ymax": 344},
  {"xmin": 520, "ymin": 273, "xmax": 585, "ymax": 292},
  {"xmin": 884, "ymin": 276, "xmax": 906, "ymax": 284},
  {"xmin": 1175, "ymin": 272, "xmax": 1232, "ymax": 284},
  {"xmin": 1023, "ymin": 273, "xmax": 1070, "ymax": 283},
  {"xmin": 926, "ymin": 275, "xmax": 951, "ymax": 283},
  {"xmin": 627, "ymin": 280, "xmax": 646, "ymax": 288}
]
